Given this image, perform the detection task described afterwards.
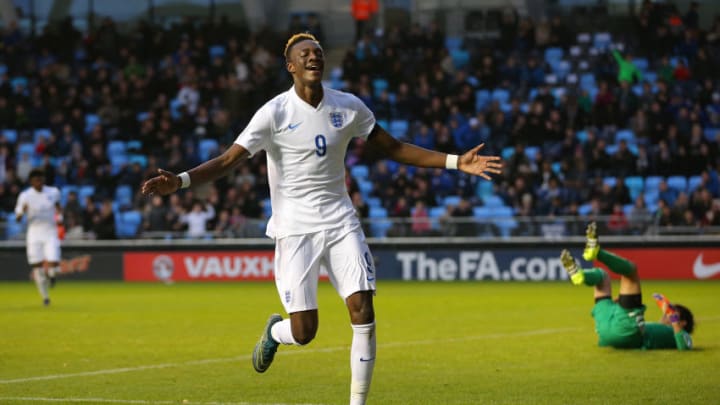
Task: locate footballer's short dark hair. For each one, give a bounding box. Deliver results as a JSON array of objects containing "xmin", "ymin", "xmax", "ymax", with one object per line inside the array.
[
  {"xmin": 29, "ymin": 168, "xmax": 45, "ymax": 179},
  {"xmin": 284, "ymin": 33, "xmax": 320, "ymax": 61},
  {"xmin": 675, "ymin": 304, "xmax": 695, "ymax": 334}
]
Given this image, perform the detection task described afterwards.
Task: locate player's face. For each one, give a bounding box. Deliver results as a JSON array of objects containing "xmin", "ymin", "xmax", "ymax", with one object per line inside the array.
[
  {"xmin": 288, "ymin": 40, "xmax": 324, "ymax": 85},
  {"xmin": 30, "ymin": 176, "xmax": 44, "ymax": 190}
]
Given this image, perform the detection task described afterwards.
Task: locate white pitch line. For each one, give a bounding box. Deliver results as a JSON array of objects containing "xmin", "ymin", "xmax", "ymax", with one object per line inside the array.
[
  {"xmin": 0, "ymin": 327, "xmax": 577, "ymax": 385},
  {"xmin": 0, "ymin": 397, "xmax": 323, "ymax": 405}
]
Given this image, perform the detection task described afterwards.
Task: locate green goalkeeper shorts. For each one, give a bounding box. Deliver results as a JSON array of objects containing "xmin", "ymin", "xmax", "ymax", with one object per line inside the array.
[{"xmin": 592, "ymin": 299, "xmax": 646, "ymax": 349}]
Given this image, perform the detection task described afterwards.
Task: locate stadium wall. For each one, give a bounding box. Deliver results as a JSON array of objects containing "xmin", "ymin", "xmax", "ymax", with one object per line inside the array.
[{"xmin": 1, "ymin": 238, "xmax": 719, "ymax": 282}]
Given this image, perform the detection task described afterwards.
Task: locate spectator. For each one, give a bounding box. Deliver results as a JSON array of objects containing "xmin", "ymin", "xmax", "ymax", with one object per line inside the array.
[{"xmin": 179, "ymin": 200, "xmax": 215, "ymax": 238}]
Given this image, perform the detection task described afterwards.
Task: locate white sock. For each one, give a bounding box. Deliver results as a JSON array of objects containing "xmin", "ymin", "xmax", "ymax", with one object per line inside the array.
[
  {"xmin": 270, "ymin": 319, "xmax": 300, "ymax": 345},
  {"xmin": 350, "ymin": 322, "xmax": 376, "ymax": 405},
  {"xmin": 32, "ymin": 269, "xmax": 49, "ymax": 300},
  {"xmin": 47, "ymin": 266, "xmax": 60, "ymax": 278}
]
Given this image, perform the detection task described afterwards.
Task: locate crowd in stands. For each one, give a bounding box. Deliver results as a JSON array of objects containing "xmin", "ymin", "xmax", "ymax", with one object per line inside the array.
[{"xmin": 1, "ymin": 0, "xmax": 719, "ymax": 240}]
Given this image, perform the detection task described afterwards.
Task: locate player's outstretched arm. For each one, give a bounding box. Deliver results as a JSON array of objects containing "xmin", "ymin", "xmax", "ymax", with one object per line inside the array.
[
  {"xmin": 141, "ymin": 144, "xmax": 250, "ymax": 196},
  {"xmin": 366, "ymin": 125, "xmax": 503, "ymax": 180}
]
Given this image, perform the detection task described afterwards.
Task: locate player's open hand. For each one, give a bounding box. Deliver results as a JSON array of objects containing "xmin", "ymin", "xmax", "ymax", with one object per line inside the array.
[
  {"xmin": 457, "ymin": 144, "xmax": 503, "ymax": 180},
  {"xmin": 141, "ymin": 169, "xmax": 180, "ymax": 196}
]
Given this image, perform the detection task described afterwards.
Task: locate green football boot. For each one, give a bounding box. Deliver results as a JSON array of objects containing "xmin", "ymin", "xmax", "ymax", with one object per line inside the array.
[
  {"xmin": 252, "ymin": 314, "xmax": 283, "ymax": 373},
  {"xmin": 582, "ymin": 221, "xmax": 600, "ymax": 261},
  {"xmin": 561, "ymin": 249, "xmax": 585, "ymax": 286}
]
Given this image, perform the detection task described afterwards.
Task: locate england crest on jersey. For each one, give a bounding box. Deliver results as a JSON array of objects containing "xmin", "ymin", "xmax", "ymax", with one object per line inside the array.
[{"xmin": 329, "ymin": 112, "xmax": 345, "ymax": 128}]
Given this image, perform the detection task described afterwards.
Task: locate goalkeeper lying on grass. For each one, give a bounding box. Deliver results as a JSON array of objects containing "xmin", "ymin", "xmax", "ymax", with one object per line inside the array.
[{"xmin": 560, "ymin": 222, "xmax": 694, "ymax": 350}]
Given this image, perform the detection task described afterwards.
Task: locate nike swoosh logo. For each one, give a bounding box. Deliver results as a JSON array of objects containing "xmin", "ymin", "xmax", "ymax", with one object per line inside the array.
[
  {"xmin": 693, "ymin": 253, "xmax": 720, "ymax": 279},
  {"xmin": 288, "ymin": 122, "xmax": 302, "ymax": 130},
  {"xmin": 367, "ymin": 277, "xmax": 375, "ymax": 282},
  {"xmin": 359, "ymin": 357, "xmax": 375, "ymax": 362}
]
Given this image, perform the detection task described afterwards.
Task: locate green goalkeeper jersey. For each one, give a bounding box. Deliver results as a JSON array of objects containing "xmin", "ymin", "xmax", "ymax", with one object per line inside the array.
[{"xmin": 642, "ymin": 323, "xmax": 693, "ymax": 350}]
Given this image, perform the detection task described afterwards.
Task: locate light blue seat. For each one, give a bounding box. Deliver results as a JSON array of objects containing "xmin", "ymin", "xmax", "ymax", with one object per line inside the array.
[
  {"xmin": 445, "ymin": 36, "xmax": 462, "ymax": 51},
  {"xmin": 110, "ymin": 154, "xmax": 128, "ymax": 174},
  {"xmin": 128, "ymin": 154, "xmax": 148, "ymax": 168},
  {"xmin": 2, "ymin": 129, "xmax": 18, "ymax": 144},
  {"xmin": 450, "ymin": 49, "xmax": 470, "ymax": 68},
  {"xmin": 107, "ymin": 141, "xmax": 127, "ymax": 157},
  {"xmin": 688, "ymin": 175, "xmax": 703, "ymax": 193},
  {"xmin": 115, "ymin": 185, "xmax": 133, "ymax": 206},
  {"xmin": 366, "ymin": 197, "xmax": 381, "ymax": 208},
  {"xmin": 198, "ymin": 139, "xmax": 219, "ymax": 161},
  {"xmin": 351, "ymin": 165, "xmax": 369, "ymax": 180},
  {"xmin": 605, "ymin": 144, "xmax": 618, "ymax": 156},
  {"xmin": 576, "ymin": 130, "xmax": 588, "ymax": 143},
  {"xmin": 578, "ymin": 203, "xmax": 593, "ymax": 216},
  {"xmin": 389, "ymin": 120, "xmax": 409, "ymax": 138},
  {"xmin": 357, "ymin": 179, "xmax": 373, "ymax": 197},
  {"xmin": 369, "ymin": 207, "xmax": 387, "ymax": 218},
  {"xmin": 126, "ymin": 140, "xmax": 142, "ymax": 151},
  {"xmin": 667, "ymin": 176, "xmax": 687, "ymax": 193},
  {"xmin": 262, "ymin": 198, "xmax": 272, "ymax": 217},
  {"xmin": 78, "ymin": 185, "xmax": 95, "ymax": 206},
  {"xmin": 475, "ymin": 90, "xmax": 491, "ymax": 111},
  {"xmin": 118, "ymin": 210, "xmax": 142, "ymax": 238},
  {"xmin": 624, "ymin": 176, "xmax": 644, "ymax": 200},
  {"xmin": 544, "ymin": 47, "xmax": 564, "ymax": 65},
  {"xmin": 592, "ymin": 32, "xmax": 612, "ymax": 51},
  {"xmin": 209, "ymin": 45, "xmax": 226, "ymax": 59},
  {"xmin": 615, "ymin": 129, "xmax": 635, "ymax": 144},
  {"xmin": 524, "ymin": 146, "xmax": 540, "ymax": 160},
  {"xmin": 483, "ymin": 195, "xmax": 505, "ymax": 208},
  {"xmin": 33, "ymin": 128, "xmax": 52, "ymax": 144},
  {"xmin": 491, "ymin": 89, "xmax": 510, "ymax": 104},
  {"xmin": 372, "ymin": 78, "xmax": 389, "ymax": 97},
  {"xmin": 136, "ymin": 111, "xmax": 150, "ymax": 122},
  {"xmin": 443, "ymin": 195, "xmax": 461, "ymax": 208},
  {"xmin": 603, "ymin": 176, "xmax": 617, "ymax": 188},
  {"xmin": 704, "ymin": 128, "xmax": 718, "ymax": 142},
  {"xmin": 85, "ymin": 114, "xmax": 100, "ymax": 133},
  {"xmin": 476, "ymin": 181, "xmax": 494, "ymax": 199},
  {"xmin": 17, "ymin": 143, "xmax": 35, "ymax": 157},
  {"xmin": 61, "ymin": 186, "xmax": 78, "ymax": 206},
  {"xmin": 501, "ymin": 146, "xmax": 515, "ymax": 160},
  {"xmin": 633, "ymin": 58, "xmax": 649, "ymax": 71},
  {"xmin": 491, "ymin": 206, "xmax": 517, "ymax": 237},
  {"xmin": 644, "ymin": 176, "xmax": 663, "ymax": 194}
]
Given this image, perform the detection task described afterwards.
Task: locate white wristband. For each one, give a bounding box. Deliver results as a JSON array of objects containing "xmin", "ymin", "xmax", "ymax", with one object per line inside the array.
[
  {"xmin": 445, "ymin": 154, "xmax": 459, "ymax": 170},
  {"xmin": 179, "ymin": 172, "xmax": 191, "ymax": 189}
]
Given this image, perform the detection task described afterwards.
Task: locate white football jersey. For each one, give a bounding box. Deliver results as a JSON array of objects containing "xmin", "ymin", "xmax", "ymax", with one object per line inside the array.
[
  {"xmin": 235, "ymin": 86, "xmax": 376, "ymax": 239},
  {"xmin": 14, "ymin": 185, "xmax": 61, "ymax": 240}
]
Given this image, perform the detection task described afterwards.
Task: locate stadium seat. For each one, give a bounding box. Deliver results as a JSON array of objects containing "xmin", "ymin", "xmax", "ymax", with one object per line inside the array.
[
  {"xmin": 115, "ymin": 185, "xmax": 133, "ymax": 206},
  {"xmin": 644, "ymin": 72, "xmax": 658, "ymax": 84},
  {"xmin": 615, "ymin": 129, "xmax": 635, "ymax": 144},
  {"xmin": 687, "ymin": 175, "xmax": 703, "ymax": 193},
  {"xmin": 580, "ymin": 73, "xmax": 595, "ymax": 91},
  {"xmin": 118, "ymin": 210, "xmax": 142, "ymax": 238},
  {"xmin": 501, "ymin": 146, "xmax": 515, "ymax": 160},
  {"xmin": 107, "ymin": 141, "xmax": 127, "ymax": 157},
  {"xmin": 445, "ymin": 36, "xmax": 463, "ymax": 51},
  {"xmin": 633, "ymin": 58, "xmax": 649, "ymax": 72},
  {"xmin": 61, "ymin": 186, "xmax": 78, "ymax": 206},
  {"xmin": 443, "ymin": 195, "xmax": 461, "ymax": 208},
  {"xmin": 624, "ymin": 176, "xmax": 644, "ymax": 200},
  {"xmin": 366, "ymin": 197, "xmax": 381, "ymax": 208},
  {"xmin": 544, "ymin": 47, "xmax": 564, "ymax": 66},
  {"xmin": 524, "ymin": 146, "xmax": 540, "ymax": 160},
  {"xmin": 450, "ymin": 49, "xmax": 470, "ymax": 68},
  {"xmin": 110, "ymin": 154, "xmax": 129, "ymax": 174},
  {"xmin": 262, "ymin": 198, "xmax": 272, "ymax": 217},
  {"xmin": 605, "ymin": 144, "xmax": 618, "ymax": 156},
  {"xmin": 198, "ymin": 139, "xmax": 219, "ymax": 161},
  {"xmin": 85, "ymin": 114, "xmax": 100, "ymax": 133},
  {"xmin": 704, "ymin": 128, "xmax": 718, "ymax": 142},
  {"xmin": 357, "ymin": 179, "xmax": 373, "ymax": 197},
  {"xmin": 369, "ymin": 207, "xmax": 387, "ymax": 218},
  {"xmin": 4, "ymin": 212, "xmax": 23, "ymax": 239},
  {"xmin": 491, "ymin": 206, "xmax": 517, "ymax": 238},
  {"xmin": 33, "ymin": 128, "xmax": 52, "ymax": 144},
  {"xmin": 330, "ymin": 67, "xmax": 343, "ymax": 81},
  {"xmin": 17, "ymin": 143, "xmax": 35, "ymax": 157},
  {"xmin": 491, "ymin": 89, "xmax": 510, "ymax": 105},
  {"xmin": 169, "ymin": 98, "xmax": 183, "ymax": 120},
  {"xmin": 576, "ymin": 130, "xmax": 588, "ymax": 143},
  {"xmin": 666, "ymin": 176, "xmax": 687, "ymax": 193},
  {"xmin": 476, "ymin": 181, "xmax": 494, "ymax": 199},
  {"xmin": 576, "ymin": 33, "xmax": 591, "ymax": 44},
  {"xmin": 128, "ymin": 154, "xmax": 148, "ymax": 168},
  {"xmin": 592, "ymin": 32, "xmax": 612, "ymax": 51},
  {"xmin": 2, "ymin": 129, "xmax": 18, "ymax": 144},
  {"xmin": 209, "ymin": 45, "xmax": 226, "ymax": 59},
  {"xmin": 473, "ymin": 206, "xmax": 492, "ymax": 220},
  {"xmin": 126, "ymin": 140, "xmax": 142, "ymax": 152},
  {"xmin": 483, "ymin": 195, "xmax": 505, "ymax": 208},
  {"xmin": 136, "ymin": 111, "xmax": 150, "ymax": 122},
  {"xmin": 351, "ymin": 165, "xmax": 369, "ymax": 180},
  {"xmin": 578, "ymin": 203, "xmax": 593, "ymax": 216},
  {"xmin": 553, "ymin": 61, "xmax": 571, "ymax": 80},
  {"xmin": 78, "ymin": 185, "xmax": 95, "ymax": 206},
  {"xmin": 623, "ymin": 203, "xmax": 634, "ymax": 217},
  {"xmin": 603, "ymin": 176, "xmax": 617, "ymax": 188},
  {"xmin": 475, "ymin": 89, "xmax": 491, "ymax": 111},
  {"xmin": 644, "ymin": 191, "xmax": 659, "ymax": 209},
  {"xmin": 389, "ymin": 120, "xmax": 409, "ymax": 138},
  {"xmin": 372, "ymin": 78, "xmax": 389, "ymax": 97},
  {"xmin": 644, "ymin": 176, "xmax": 663, "ymax": 194}
]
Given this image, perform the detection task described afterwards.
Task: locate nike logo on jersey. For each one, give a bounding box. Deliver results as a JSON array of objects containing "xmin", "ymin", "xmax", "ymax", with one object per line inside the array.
[
  {"xmin": 692, "ymin": 253, "xmax": 720, "ymax": 279},
  {"xmin": 359, "ymin": 357, "xmax": 375, "ymax": 362},
  {"xmin": 288, "ymin": 122, "xmax": 302, "ymax": 130},
  {"xmin": 367, "ymin": 277, "xmax": 375, "ymax": 282}
]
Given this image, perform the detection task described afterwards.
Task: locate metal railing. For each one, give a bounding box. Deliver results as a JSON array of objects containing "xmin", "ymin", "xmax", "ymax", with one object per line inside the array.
[{"xmin": 2, "ymin": 215, "xmax": 719, "ymax": 241}]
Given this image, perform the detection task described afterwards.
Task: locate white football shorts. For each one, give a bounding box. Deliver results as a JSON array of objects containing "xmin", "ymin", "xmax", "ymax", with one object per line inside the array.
[
  {"xmin": 274, "ymin": 224, "xmax": 376, "ymax": 313},
  {"xmin": 26, "ymin": 236, "xmax": 61, "ymax": 265}
]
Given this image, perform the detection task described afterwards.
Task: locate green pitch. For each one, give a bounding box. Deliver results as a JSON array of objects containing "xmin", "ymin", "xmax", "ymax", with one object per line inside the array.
[{"xmin": 1, "ymin": 281, "xmax": 718, "ymax": 404}]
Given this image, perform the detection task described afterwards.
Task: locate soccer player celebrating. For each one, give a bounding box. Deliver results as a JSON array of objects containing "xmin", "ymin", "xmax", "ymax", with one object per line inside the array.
[
  {"xmin": 141, "ymin": 33, "xmax": 502, "ymax": 404},
  {"xmin": 560, "ymin": 222, "xmax": 694, "ymax": 350},
  {"xmin": 14, "ymin": 169, "xmax": 63, "ymax": 306}
]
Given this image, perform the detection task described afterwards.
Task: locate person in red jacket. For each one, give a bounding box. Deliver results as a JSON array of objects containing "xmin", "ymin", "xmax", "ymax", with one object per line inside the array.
[{"xmin": 352, "ymin": 0, "xmax": 378, "ymax": 42}]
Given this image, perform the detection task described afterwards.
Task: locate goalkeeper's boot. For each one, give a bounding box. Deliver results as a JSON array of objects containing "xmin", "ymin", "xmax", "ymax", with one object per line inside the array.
[
  {"xmin": 561, "ymin": 249, "xmax": 585, "ymax": 286},
  {"xmin": 582, "ymin": 221, "xmax": 600, "ymax": 261},
  {"xmin": 252, "ymin": 314, "xmax": 282, "ymax": 373}
]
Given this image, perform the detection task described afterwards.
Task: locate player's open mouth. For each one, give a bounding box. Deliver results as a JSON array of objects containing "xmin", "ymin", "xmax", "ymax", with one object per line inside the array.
[{"xmin": 306, "ymin": 64, "xmax": 323, "ymax": 71}]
